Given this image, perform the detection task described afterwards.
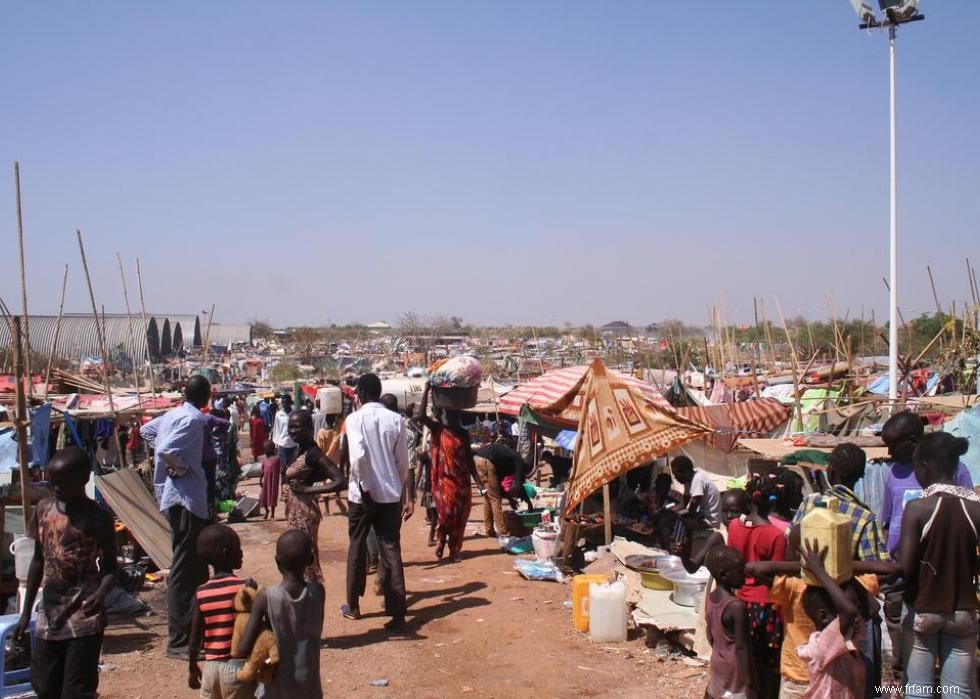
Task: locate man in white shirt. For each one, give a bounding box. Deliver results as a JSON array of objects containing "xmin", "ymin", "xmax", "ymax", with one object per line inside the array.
[
  {"xmin": 670, "ymin": 455, "xmax": 721, "ymax": 527},
  {"xmin": 341, "ymin": 373, "xmax": 411, "ymax": 632},
  {"xmin": 271, "ymin": 394, "xmax": 297, "ymax": 470}
]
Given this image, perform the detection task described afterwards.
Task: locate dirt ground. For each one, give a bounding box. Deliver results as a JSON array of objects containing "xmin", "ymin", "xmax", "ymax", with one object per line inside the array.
[{"xmin": 97, "ymin": 478, "xmax": 708, "ymax": 698}]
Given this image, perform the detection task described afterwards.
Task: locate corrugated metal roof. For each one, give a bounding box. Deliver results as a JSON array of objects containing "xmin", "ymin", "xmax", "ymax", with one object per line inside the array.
[
  {"xmin": 0, "ymin": 312, "xmax": 203, "ymax": 362},
  {"xmin": 205, "ymin": 324, "xmax": 252, "ymax": 346},
  {"xmin": 0, "ymin": 314, "xmax": 161, "ymax": 361}
]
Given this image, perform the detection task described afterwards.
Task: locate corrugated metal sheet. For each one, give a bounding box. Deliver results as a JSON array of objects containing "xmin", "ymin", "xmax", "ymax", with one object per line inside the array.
[
  {"xmin": 157, "ymin": 315, "xmax": 201, "ymax": 348},
  {"xmin": 0, "ymin": 314, "xmax": 161, "ymax": 361},
  {"xmin": 205, "ymin": 324, "xmax": 252, "ymax": 346},
  {"xmin": 0, "ymin": 312, "xmax": 202, "ymax": 361}
]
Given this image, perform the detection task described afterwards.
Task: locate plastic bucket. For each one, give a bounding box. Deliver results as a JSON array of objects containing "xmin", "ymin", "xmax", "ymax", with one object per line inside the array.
[
  {"xmin": 531, "ymin": 527, "xmax": 557, "ymax": 561},
  {"xmin": 10, "ymin": 537, "xmax": 34, "ymax": 581},
  {"xmin": 431, "ymin": 386, "xmax": 478, "ymax": 410}
]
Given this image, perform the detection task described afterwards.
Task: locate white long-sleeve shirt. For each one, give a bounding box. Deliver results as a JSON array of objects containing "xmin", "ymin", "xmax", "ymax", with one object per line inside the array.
[
  {"xmin": 271, "ymin": 409, "xmax": 296, "ymax": 449},
  {"xmin": 345, "ymin": 402, "xmax": 409, "ymax": 505}
]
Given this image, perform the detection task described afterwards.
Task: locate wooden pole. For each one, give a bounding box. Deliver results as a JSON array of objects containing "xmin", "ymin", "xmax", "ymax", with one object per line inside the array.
[
  {"xmin": 13, "ymin": 163, "xmax": 33, "ymax": 397},
  {"xmin": 927, "ymin": 265, "xmax": 942, "ymax": 315},
  {"xmin": 116, "ymin": 253, "xmax": 143, "ymax": 409},
  {"xmin": 202, "ymin": 304, "xmax": 216, "ymax": 364},
  {"xmin": 76, "ymin": 230, "xmax": 116, "ymax": 413},
  {"xmin": 44, "ymin": 264, "xmax": 69, "ymax": 392},
  {"xmin": 135, "ymin": 258, "xmax": 158, "ymax": 400},
  {"xmin": 12, "ymin": 317, "xmax": 32, "ymax": 516},
  {"xmin": 602, "ymin": 482, "xmax": 612, "ymax": 547},
  {"xmin": 774, "ymin": 298, "xmax": 805, "ymax": 430}
]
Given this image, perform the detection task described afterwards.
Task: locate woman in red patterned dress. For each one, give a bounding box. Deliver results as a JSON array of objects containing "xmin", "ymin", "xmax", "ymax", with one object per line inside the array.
[{"xmin": 417, "ymin": 384, "xmax": 477, "ymax": 562}]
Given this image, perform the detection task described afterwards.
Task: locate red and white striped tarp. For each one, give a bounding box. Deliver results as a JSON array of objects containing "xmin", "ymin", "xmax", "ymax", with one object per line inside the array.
[
  {"xmin": 676, "ymin": 398, "xmax": 792, "ymax": 453},
  {"xmin": 498, "ymin": 365, "xmax": 672, "ymax": 417}
]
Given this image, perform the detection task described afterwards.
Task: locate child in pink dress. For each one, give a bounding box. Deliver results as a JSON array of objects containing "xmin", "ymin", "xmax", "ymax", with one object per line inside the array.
[{"xmin": 259, "ymin": 440, "xmax": 281, "ymax": 520}]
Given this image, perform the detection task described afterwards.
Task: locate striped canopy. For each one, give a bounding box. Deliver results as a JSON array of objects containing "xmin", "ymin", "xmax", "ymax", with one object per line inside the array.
[
  {"xmin": 498, "ymin": 365, "xmax": 671, "ymax": 419},
  {"xmin": 676, "ymin": 398, "xmax": 792, "ymax": 453}
]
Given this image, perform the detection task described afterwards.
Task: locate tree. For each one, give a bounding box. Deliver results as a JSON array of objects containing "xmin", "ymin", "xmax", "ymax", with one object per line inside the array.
[
  {"xmin": 292, "ymin": 326, "xmax": 322, "ymax": 361},
  {"xmin": 250, "ymin": 320, "xmax": 274, "ymax": 339},
  {"xmin": 270, "ymin": 361, "xmax": 301, "ymax": 383},
  {"xmin": 398, "ymin": 312, "xmax": 427, "ymax": 343}
]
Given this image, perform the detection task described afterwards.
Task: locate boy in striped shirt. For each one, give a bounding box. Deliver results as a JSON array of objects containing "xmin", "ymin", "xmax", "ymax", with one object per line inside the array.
[{"xmin": 188, "ymin": 525, "xmax": 257, "ymax": 698}]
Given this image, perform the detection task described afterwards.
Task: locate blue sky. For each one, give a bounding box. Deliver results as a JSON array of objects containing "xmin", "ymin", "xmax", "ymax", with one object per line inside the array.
[{"xmin": 1, "ymin": 1, "xmax": 977, "ymax": 328}]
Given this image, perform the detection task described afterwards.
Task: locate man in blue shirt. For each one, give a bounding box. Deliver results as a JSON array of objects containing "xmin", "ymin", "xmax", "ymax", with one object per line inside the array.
[{"xmin": 141, "ymin": 375, "xmax": 211, "ymax": 659}]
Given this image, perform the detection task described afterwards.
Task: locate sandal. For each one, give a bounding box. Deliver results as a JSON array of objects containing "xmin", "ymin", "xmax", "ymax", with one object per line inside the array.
[
  {"xmin": 340, "ymin": 604, "xmax": 361, "ymax": 620},
  {"xmin": 435, "ymin": 543, "xmax": 445, "ymax": 559}
]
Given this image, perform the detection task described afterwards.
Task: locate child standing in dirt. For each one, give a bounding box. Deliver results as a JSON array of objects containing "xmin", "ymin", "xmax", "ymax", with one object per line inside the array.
[
  {"xmin": 259, "ymin": 440, "xmax": 281, "ymax": 520},
  {"xmin": 238, "ymin": 530, "xmax": 325, "ymax": 698},
  {"xmin": 703, "ymin": 546, "xmax": 754, "ymax": 699},
  {"xmin": 188, "ymin": 524, "xmax": 257, "ymax": 698},
  {"xmin": 14, "ymin": 447, "xmax": 117, "ymax": 699}
]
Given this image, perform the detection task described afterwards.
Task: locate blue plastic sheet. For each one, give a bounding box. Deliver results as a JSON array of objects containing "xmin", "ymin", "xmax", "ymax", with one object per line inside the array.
[
  {"xmin": 0, "ymin": 429, "xmax": 18, "ymax": 474},
  {"xmin": 945, "ymin": 405, "xmax": 980, "ymax": 484},
  {"xmin": 31, "ymin": 403, "xmax": 52, "ymax": 467}
]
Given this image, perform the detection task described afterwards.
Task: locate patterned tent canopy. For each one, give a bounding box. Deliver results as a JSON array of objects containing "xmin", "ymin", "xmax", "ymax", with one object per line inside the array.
[
  {"xmin": 676, "ymin": 399, "xmax": 792, "ymax": 453},
  {"xmin": 560, "ymin": 359, "xmax": 710, "ymax": 514},
  {"xmin": 498, "ymin": 364, "xmax": 671, "ymax": 422}
]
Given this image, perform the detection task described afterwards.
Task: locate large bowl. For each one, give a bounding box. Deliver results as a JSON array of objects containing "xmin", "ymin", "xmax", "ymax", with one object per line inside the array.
[{"xmin": 663, "ymin": 567, "xmax": 710, "ymax": 607}]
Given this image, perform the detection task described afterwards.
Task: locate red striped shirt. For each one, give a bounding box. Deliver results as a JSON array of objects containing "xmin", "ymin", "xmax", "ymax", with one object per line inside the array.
[{"xmin": 195, "ymin": 575, "xmax": 246, "ymax": 661}]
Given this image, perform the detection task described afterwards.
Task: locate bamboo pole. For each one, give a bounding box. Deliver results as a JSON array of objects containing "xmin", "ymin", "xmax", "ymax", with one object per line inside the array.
[
  {"xmin": 76, "ymin": 230, "xmax": 116, "ymax": 413},
  {"xmin": 202, "ymin": 303, "xmax": 216, "ymax": 364},
  {"xmin": 14, "ymin": 163, "xmax": 33, "ymax": 397},
  {"xmin": 12, "ymin": 317, "xmax": 32, "ymax": 516},
  {"xmin": 774, "ymin": 298, "xmax": 805, "ymax": 429},
  {"xmin": 135, "ymin": 258, "xmax": 159, "ymax": 401},
  {"xmin": 927, "ymin": 265, "xmax": 942, "ymax": 315},
  {"xmin": 43, "ymin": 264, "xmax": 69, "ymax": 392},
  {"xmin": 116, "ymin": 253, "xmax": 144, "ymax": 412},
  {"xmin": 759, "ymin": 300, "xmax": 778, "ymax": 372}
]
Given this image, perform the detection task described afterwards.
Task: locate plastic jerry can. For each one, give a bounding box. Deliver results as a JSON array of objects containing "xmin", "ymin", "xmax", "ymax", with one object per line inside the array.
[
  {"xmin": 588, "ymin": 580, "xmax": 628, "ymax": 643},
  {"xmin": 800, "ymin": 497, "xmax": 853, "ymax": 586},
  {"xmin": 572, "ymin": 574, "xmax": 609, "ymax": 632}
]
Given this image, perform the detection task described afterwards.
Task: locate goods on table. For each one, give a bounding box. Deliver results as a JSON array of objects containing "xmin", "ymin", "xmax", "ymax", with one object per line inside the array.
[
  {"xmin": 572, "ymin": 574, "xmax": 610, "ymax": 632},
  {"xmin": 588, "ymin": 580, "xmax": 628, "ymax": 643},
  {"xmin": 800, "ymin": 497, "xmax": 853, "ymax": 585}
]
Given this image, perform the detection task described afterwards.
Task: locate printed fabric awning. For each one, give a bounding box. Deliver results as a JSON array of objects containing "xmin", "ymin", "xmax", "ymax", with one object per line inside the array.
[
  {"xmin": 499, "ymin": 364, "xmax": 671, "ymax": 421},
  {"xmin": 676, "ymin": 398, "xmax": 792, "ymax": 454},
  {"xmin": 562, "ymin": 359, "xmax": 710, "ymax": 515}
]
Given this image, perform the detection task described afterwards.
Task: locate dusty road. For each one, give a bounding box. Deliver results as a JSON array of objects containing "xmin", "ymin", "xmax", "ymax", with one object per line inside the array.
[{"xmin": 98, "ymin": 484, "xmax": 707, "ymax": 698}]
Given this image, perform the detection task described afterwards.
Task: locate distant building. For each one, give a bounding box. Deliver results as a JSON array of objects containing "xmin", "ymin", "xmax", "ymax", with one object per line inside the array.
[
  {"xmin": 367, "ymin": 321, "xmax": 392, "ymax": 332},
  {"xmin": 600, "ymin": 320, "xmax": 634, "ymax": 337}
]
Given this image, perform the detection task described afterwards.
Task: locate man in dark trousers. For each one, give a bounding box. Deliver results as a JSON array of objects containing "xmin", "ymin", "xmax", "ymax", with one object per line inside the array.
[
  {"xmin": 141, "ymin": 375, "xmax": 212, "ymax": 659},
  {"xmin": 341, "ymin": 373, "xmax": 411, "ymax": 632},
  {"xmin": 473, "ymin": 441, "xmax": 534, "ymax": 537}
]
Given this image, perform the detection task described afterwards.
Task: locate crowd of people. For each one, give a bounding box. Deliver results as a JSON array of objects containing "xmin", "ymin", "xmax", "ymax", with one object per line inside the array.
[
  {"xmin": 10, "ymin": 368, "xmax": 977, "ymax": 699},
  {"xmin": 676, "ymin": 412, "xmax": 979, "ymax": 699}
]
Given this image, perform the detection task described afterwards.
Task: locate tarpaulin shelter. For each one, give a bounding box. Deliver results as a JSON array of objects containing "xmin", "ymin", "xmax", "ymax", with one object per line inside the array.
[
  {"xmin": 498, "ymin": 364, "xmax": 671, "ymax": 422},
  {"xmin": 558, "ymin": 359, "xmax": 710, "ymax": 515},
  {"xmin": 676, "ymin": 398, "xmax": 792, "ymax": 453}
]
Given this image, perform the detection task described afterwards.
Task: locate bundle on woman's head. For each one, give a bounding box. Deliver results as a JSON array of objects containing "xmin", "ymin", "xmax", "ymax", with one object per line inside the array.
[{"xmin": 745, "ymin": 471, "xmax": 779, "ymax": 516}]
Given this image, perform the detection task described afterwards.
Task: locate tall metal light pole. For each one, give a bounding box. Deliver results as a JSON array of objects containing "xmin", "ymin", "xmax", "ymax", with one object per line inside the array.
[{"xmin": 848, "ymin": 0, "xmax": 924, "ymax": 403}]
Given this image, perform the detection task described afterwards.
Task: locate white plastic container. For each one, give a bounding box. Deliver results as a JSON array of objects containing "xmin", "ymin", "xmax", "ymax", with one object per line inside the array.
[
  {"xmin": 531, "ymin": 527, "xmax": 557, "ymax": 561},
  {"xmin": 10, "ymin": 537, "xmax": 34, "ymax": 581},
  {"xmin": 316, "ymin": 386, "xmax": 343, "ymax": 415},
  {"xmin": 588, "ymin": 581, "xmax": 628, "ymax": 643}
]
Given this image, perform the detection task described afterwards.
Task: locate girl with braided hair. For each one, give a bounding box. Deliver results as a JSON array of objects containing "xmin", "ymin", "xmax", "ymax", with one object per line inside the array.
[{"xmin": 726, "ymin": 471, "xmax": 787, "ymax": 699}]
